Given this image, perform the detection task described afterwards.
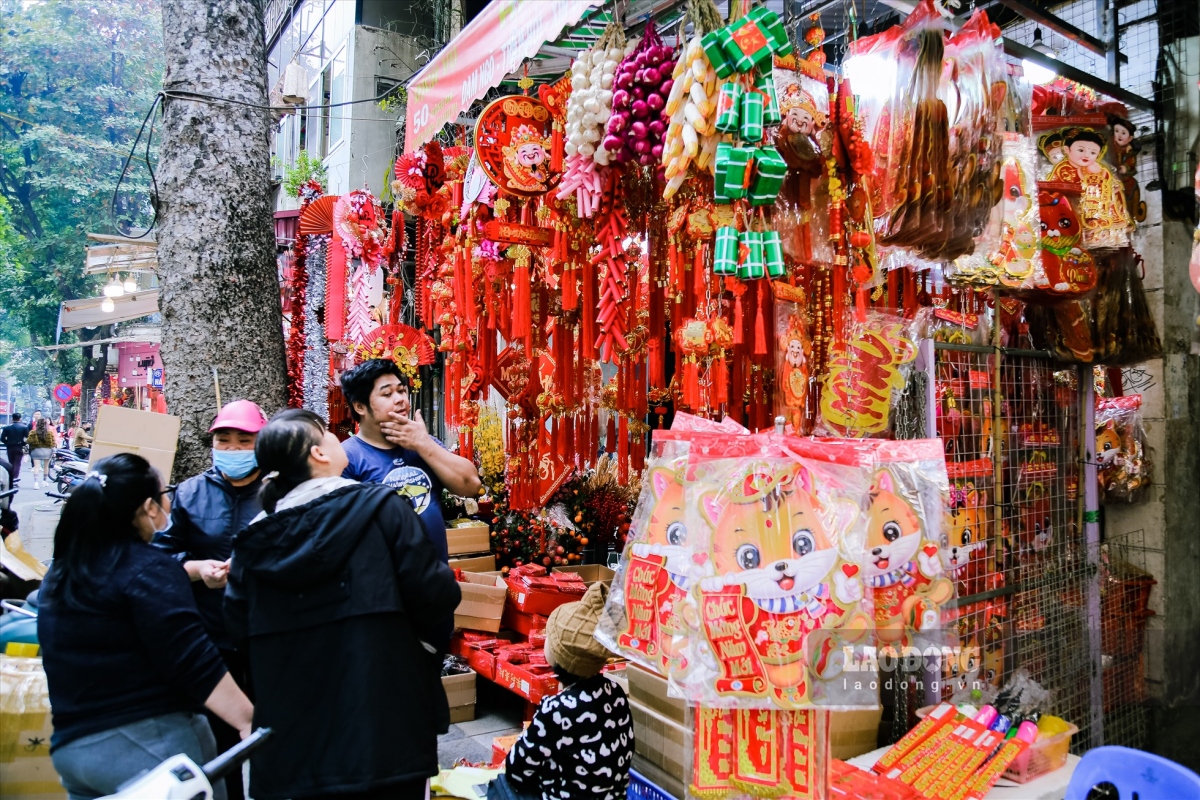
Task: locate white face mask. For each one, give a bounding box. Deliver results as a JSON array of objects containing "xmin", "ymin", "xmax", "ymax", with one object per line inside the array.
[{"xmin": 151, "ymin": 500, "xmax": 172, "ymax": 535}]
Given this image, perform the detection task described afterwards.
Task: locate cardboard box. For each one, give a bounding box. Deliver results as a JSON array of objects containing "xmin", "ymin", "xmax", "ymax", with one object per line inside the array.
[
  {"xmin": 627, "ymin": 664, "xmax": 687, "ymax": 726},
  {"xmin": 89, "ymin": 405, "xmax": 180, "ymax": 482},
  {"xmin": 494, "ymin": 659, "xmax": 560, "ymax": 705},
  {"xmin": 503, "ymin": 576, "xmax": 582, "ymax": 616},
  {"xmin": 500, "ymin": 606, "xmax": 548, "ymax": 637},
  {"xmin": 455, "ymin": 572, "xmax": 507, "ymax": 632},
  {"xmin": 0, "ymin": 656, "xmax": 66, "ymax": 800},
  {"xmin": 555, "ymin": 564, "xmax": 616, "ymax": 587},
  {"xmin": 446, "ymin": 521, "xmax": 490, "ymax": 555},
  {"xmin": 449, "ymin": 554, "xmax": 496, "ymax": 573},
  {"xmin": 829, "ymin": 707, "xmax": 883, "ymax": 760},
  {"xmin": 442, "ymin": 669, "xmax": 477, "ymax": 724},
  {"xmin": 632, "ymin": 754, "xmax": 685, "ymax": 800},
  {"xmin": 631, "ymin": 699, "xmax": 692, "ymax": 789}
]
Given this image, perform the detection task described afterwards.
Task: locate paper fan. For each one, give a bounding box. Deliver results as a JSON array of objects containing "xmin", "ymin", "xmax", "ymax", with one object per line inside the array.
[
  {"xmin": 354, "ymin": 324, "xmax": 436, "ymax": 370},
  {"xmin": 299, "ymin": 195, "xmax": 339, "ymax": 236}
]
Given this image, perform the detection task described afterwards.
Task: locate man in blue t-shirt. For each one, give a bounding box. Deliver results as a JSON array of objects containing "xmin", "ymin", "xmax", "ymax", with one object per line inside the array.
[{"xmin": 339, "ymin": 359, "xmax": 482, "ymax": 562}]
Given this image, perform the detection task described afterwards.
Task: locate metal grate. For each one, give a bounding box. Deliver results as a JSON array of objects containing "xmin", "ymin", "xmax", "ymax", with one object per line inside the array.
[
  {"xmin": 1097, "ymin": 527, "xmax": 1155, "ymax": 749},
  {"xmin": 917, "ymin": 343, "xmax": 1099, "ymax": 751}
]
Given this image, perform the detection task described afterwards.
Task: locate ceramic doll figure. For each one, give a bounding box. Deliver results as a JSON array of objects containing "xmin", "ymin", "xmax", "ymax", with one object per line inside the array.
[
  {"xmin": 1108, "ymin": 116, "xmax": 1147, "ymax": 223},
  {"xmin": 1046, "ymin": 128, "xmax": 1131, "ymax": 250}
]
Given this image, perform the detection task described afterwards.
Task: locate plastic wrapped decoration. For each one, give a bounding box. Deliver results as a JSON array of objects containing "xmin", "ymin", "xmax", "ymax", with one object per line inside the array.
[
  {"xmin": 1035, "ymin": 115, "xmax": 1133, "ymax": 252},
  {"xmin": 817, "ymin": 310, "xmax": 919, "ymax": 438},
  {"xmin": 691, "ymin": 707, "xmax": 829, "ymax": 800},
  {"xmin": 1092, "ymin": 248, "xmax": 1162, "ymax": 365},
  {"xmin": 950, "ymin": 73, "xmax": 1044, "ymax": 289},
  {"xmin": 772, "ymin": 55, "xmax": 833, "ymax": 265},
  {"xmin": 1107, "ymin": 115, "xmax": 1147, "ymax": 223},
  {"xmin": 1034, "ymin": 188, "xmax": 1098, "ymax": 296},
  {"xmin": 942, "ymin": 474, "xmax": 993, "ymax": 599},
  {"xmin": 1095, "ymin": 395, "xmax": 1151, "ymax": 504},
  {"xmin": 847, "ymin": 0, "xmax": 952, "ymax": 254},
  {"xmin": 673, "ymin": 434, "xmax": 875, "ymax": 710},
  {"xmin": 773, "ymin": 282, "xmax": 812, "ymax": 434},
  {"xmin": 597, "ymin": 415, "xmax": 749, "ymax": 675}
]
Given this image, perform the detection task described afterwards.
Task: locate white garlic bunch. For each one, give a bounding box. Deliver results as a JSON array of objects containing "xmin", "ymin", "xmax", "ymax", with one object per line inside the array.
[{"xmin": 564, "ymin": 44, "xmax": 621, "ymax": 166}]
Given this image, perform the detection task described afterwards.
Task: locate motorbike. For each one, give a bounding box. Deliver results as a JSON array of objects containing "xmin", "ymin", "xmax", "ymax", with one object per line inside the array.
[
  {"xmin": 48, "ymin": 456, "xmax": 89, "ymax": 495},
  {"xmin": 100, "ymin": 727, "xmax": 273, "ymax": 800}
]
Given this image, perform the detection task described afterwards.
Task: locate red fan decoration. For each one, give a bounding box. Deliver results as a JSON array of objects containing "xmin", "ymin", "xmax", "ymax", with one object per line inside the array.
[
  {"xmin": 354, "ymin": 324, "xmax": 436, "ymax": 386},
  {"xmin": 299, "ymin": 195, "xmax": 339, "ymax": 236}
]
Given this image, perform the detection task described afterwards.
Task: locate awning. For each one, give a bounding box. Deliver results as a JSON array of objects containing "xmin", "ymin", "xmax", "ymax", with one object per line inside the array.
[
  {"xmin": 84, "ymin": 233, "xmax": 158, "ymax": 276},
  {"xmin": 36, "ymin": 329, "xmax": 162, "ymax": 352},
  {"xmin": 58, "ymin": 290, "xmax": 160, "ymax": 333},
  {"xmin": 403, "ymin": 0, "xmax": 603, "ymax": 152}
]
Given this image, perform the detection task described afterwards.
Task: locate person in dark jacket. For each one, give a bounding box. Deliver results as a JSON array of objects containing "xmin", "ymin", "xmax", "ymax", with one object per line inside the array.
[
  {"xmin": 1, "ymin": 412, "xmax": 29, "ymax": 484},
  {"xmin": 155, "ymin": 398, "xmax": 268, "ymax": 800},
  {"xmin": 37, "ymin": 453, "xmax": 254, "ymax": 800},
  {"xmin": 225, "ymin": 409, "xmax": 461, "ymax": 800},
  {"xmin": 495, "ymin": 581, "xmax": 632, "ymax": 800}
]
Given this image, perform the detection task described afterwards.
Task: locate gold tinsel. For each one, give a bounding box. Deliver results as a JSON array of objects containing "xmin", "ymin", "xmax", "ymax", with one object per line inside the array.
[{"xmin": 474, "ymin": 405, "xmax": 506, "ymax": 495}]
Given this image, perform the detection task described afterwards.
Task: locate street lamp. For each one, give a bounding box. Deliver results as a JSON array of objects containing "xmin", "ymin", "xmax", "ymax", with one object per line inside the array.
[
  {"xmin": 1022, "ymin": 28, "xmax": 1058, "ymax": 86},
  {"xmin": 101, "ymin": 297, "xmax": 116, "ymax": 313},
  {"xmin": 122, "ymin": 274, "xmax": 138, "ymax": 293}
]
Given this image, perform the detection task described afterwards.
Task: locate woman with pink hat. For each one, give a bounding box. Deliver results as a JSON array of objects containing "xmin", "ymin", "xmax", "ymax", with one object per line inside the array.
[{"xmin": 153, "ymin": 398, "xmax": 269, "ymax": 800}]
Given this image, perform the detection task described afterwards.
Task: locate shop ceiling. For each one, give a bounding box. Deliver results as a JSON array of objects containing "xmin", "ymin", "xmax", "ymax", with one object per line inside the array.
[{"xmin": 522, "ymin": 0, "xmax": 1152, "ymax": 112}]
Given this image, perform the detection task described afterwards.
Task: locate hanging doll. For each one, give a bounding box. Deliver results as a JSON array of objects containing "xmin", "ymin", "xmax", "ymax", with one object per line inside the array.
[
  {"xmin": 1108, "ymin": 116, "xmax": 1147, "ymax": 223},
  {"xmin": 772, "ymin": 58, "xmax": 830, "ymax": 263},
  {"xmin": 774, "ymin": 282, "xmax": 811, "ymax": 434},
  {"xmin": 1041, "ymin": 125, "xmax": 1132, "ymax": 250}
]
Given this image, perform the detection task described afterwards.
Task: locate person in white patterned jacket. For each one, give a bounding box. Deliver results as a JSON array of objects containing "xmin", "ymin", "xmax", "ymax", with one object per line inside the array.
[{"xmin": 492, "ymin": 582, "xmax": 634, "ymax": 800}]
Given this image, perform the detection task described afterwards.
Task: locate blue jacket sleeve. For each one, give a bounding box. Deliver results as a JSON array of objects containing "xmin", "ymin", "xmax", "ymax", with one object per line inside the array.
[
  {"xmin": 126, "ymin": 556, "xmax": 227, "ymax": 704},
  {"xmin": 155, "ymin": 498, "xmax": 196, "ymax": 561}
]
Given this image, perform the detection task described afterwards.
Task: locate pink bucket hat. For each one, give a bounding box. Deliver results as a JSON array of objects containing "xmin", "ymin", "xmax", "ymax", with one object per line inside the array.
[{"xmin": 209, "ymin": 400, "xmax": 269, "ymax": 433}]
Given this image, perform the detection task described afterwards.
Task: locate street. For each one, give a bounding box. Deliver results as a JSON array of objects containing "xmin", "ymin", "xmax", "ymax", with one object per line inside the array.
[{"xmin": 8, "ymin": 456, "xmax": 63, "ymax": 565}]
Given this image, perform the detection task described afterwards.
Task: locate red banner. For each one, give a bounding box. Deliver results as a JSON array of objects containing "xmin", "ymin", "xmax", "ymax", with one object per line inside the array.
[{"xmin": 403, "ymin": 0, "xmax": 602, "ymax": 153}]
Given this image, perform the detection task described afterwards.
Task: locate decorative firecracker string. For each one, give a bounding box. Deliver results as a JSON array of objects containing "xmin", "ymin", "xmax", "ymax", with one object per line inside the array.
[{"xmin": 303, "ymin": 235, "xmax": 331, "ymax": 421}]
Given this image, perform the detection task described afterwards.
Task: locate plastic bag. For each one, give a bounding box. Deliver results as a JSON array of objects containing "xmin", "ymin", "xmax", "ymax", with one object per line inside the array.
[
  {"xmin": 772, "ymin": 56, "xmax": 834, "ymax": 265},
  {"xmin": 773, "ymin": 282, "xmax": 813, "ymax": 434},
  {"xmin": 673, "ymin": 434, "xmax": 875, "ymax": 710},
  {"xmin": 1095, "ymin": 395, "xmax": 1151, "ymax": 504},
  {"xmin": 1035, "ymin": 115, "xmax": 1133, "ymax": 252},
  {"xmin": 1092, "ymin": 248, "xmax": 1163, "ymax": 365},
  {"xmin": 597, "ymin": 415, "xmax": 748, "ymax": 675},
  {"xmin": 817, "ymin": 310, "xmax": 919, "ymax": 438}
]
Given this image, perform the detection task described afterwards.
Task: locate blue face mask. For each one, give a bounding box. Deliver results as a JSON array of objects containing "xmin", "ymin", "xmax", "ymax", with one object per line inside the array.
[{"xmin": 213, "ymin": 448, "xmax": 258, "ymax": 480}]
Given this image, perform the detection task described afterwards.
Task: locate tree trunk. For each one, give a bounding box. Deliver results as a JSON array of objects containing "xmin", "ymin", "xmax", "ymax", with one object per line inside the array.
[{"xmin": 157, "ymin": 0, "xmax": 286, "ymax": 479}]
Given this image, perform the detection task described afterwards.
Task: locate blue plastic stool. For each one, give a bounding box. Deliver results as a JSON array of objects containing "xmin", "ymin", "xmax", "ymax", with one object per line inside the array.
[{"xmin": 1065, "ymin": 745, "xmax": 1200, "ymax": 799}]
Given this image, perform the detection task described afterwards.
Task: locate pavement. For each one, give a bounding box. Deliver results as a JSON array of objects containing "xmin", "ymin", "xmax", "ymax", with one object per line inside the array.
[
  {"xmin": 7, "ymin": 455, "xmax": 62, "ymax": 564},
  {"xmin": 438, "ymin": 679, "xmax": 526, "ymax": 768}
]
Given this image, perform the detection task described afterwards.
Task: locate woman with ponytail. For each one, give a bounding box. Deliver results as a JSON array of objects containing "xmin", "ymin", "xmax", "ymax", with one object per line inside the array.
[
  {"xmin": 225, "ymin": 409, "xmax": 460, "ymax": 800},
  {"xmin": 37, "ymin": 453, "xmax": 253, "ymax": 800}
]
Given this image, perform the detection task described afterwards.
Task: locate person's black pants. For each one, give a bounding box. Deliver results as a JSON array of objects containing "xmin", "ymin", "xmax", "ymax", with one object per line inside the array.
[
  {"xmin": 5, "ymin": 448, "xmax": 21, "ymax": 483},
  {"xmin": 208, "ymin": 648, "xmax": 252, "ymax": 800}
]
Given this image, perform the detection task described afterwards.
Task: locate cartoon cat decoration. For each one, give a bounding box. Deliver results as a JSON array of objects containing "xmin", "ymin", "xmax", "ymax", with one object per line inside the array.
[
  {"xmin": 620, "ymin": 464, "xmax": 708, "ymax": 674},
  {"xmin": 863, "ymin": 469, "xmax": 954, "ymax": 649},
  {"xmin": 696, "ymin": 466, "xmax": 870, "ymax": 708}
]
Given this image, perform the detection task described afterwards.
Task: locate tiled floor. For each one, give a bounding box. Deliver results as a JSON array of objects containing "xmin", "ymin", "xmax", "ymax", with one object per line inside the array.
[{"xmin": 438, "ymin": 680, "xmax": 527, "ymax": 768}]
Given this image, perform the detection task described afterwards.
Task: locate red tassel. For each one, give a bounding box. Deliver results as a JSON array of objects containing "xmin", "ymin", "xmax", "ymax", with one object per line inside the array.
[
  {"xmin": 617, "ymin": 415, "xmax": 629, "ymax": 483},
  {"xmin": 562, "ymin": 261, "xmax": 578, "ymax": 310},
  {"xmin": 693, "ymin": 245, "xmax": 705, "ymax": 303},
  {"xmin": 754, "ymin": 280, "xmax": 767, "ymax": 356},
  {"xmin": 513, "ymin": 264, "xmax": 531, "ymax": 340},
  {"xmin": 712, "ymin": 355, "xmax": 729, "ymax": 405},
  {"xmin": 855, "ymin": 287, "xmax": 868, "ymax": 323},
  {"xmin": 681, "ymin": 360, "xmax": 697, "ymax": 410},
  {"xmin": 606, "ymin": 415, "xmax": 617, "ymax": 455},
  {"xmin": 734, "ymin": 292, "xmax": 745, "ymax": 345},
  {"xmin": 551, "ymin": 123, "xmax": 564, "ymax": 173}
]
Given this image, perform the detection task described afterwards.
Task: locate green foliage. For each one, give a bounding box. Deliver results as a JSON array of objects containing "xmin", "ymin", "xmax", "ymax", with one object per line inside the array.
[
  {"xmin": 377, "ymin": 85, "xmax": 407, "ymax": 116},
  {"xmin": 282, "ymin": 150, "xmax": 328, "ymax": 197},
  {"xmin": 0, "ymin": 0, "xmax": 164, "ymax": 388}
]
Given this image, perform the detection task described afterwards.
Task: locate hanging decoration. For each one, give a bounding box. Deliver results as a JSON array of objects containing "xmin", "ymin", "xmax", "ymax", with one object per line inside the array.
[{"xmin": 474, "ymin": 96, "xmax": 562, "ymax": 197}]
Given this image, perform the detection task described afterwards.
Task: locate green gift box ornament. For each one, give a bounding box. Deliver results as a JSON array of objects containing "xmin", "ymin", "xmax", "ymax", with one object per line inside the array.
[
  {"xmin": 713, "ymin": 142, "xmax": 734, "ymax": 204},
  {"xmin": 740, "ymin": 90, "xmax": 765, "ymax": 142},
  {"xmin": 720, "ymin": 8, "xmax": 794, "ymax": 73},
  {"xmin": 713, "ymin": 226, "xmax": 741, "ymax": 275},
  {"xmin": 701, "ymin": 29, "xmax": 737, "ymax": 79},
  {"xmin": 723, "ymin": 147, "xmax": 754, "ymax": 201},
  {"xmin": 738, "ymin": 231, "xmax": 766, "ymax": 280},
  {"xmin": 715, "ymin": 82, "xmax": 744, "ymax": 134},
  {"xmin": 755, "ymin": 69, "xmax": 781, "ymax": 125},
  {"xmin": 749, "ymin": 146, "xmax": 787, "ymax": 206},
  {"xmin": 763, "ymin": 230, "xmax": 786, "ymax": 278}
]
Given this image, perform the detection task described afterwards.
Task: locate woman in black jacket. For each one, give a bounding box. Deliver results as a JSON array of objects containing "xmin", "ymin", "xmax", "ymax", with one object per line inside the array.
[
  {"xmin": 225, "ymin": 409, "xmax": 461, "ymax": 800},
  {"xmin": 38, "ymin": 454, "xmax": 254, "ymax": 800}
]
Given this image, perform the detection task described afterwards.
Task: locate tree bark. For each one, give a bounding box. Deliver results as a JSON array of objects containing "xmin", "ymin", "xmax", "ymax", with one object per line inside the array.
[{"xmin": 157, "ymin": 0, "xmax": 286, "ymax": 478}]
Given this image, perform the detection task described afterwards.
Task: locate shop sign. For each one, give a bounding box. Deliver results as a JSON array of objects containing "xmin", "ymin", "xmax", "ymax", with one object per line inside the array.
[{"xmin": 403, "ymin": 0, "xmax": 601, "ymax": 152}]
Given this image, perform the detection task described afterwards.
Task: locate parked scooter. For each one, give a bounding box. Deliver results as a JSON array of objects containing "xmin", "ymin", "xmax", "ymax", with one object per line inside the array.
[{"xmin": 100, "ymin": 727, "xmax": 273, "ymax": 800}]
